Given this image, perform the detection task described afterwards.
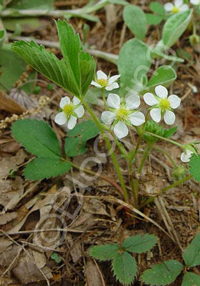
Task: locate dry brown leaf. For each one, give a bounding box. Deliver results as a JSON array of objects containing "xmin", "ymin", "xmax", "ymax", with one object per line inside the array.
[
  {"xmin": 85, "ymin": 259, "xmax": 106, "ymax": 286},
  {"xmin": 0, "ymin": 91, "xmax": 26, "ymax": 114},
  {"xmin": 11, "ymin": 250, "xmax": 52, "ymax": 284}
]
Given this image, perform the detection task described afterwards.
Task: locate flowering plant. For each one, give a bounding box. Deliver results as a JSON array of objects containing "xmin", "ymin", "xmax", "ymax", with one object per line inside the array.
[{"xmin": 10, "ymin": 18, "xmax": 200, "ymax": 286}]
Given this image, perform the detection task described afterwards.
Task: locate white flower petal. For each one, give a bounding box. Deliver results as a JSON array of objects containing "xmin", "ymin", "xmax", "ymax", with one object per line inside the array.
[
  {"xmin": 114, "ymin": 121, "xmax": 128, "ymax": 139},
  {"xmin": 155, "ymin": 85, "xmax": 168, "ymax": 98},
  {"xmin": 190, "ymin": 0, "xmax": 200, "ymax": 5},
  {"xmin": 164, "ymin": 3, "xmax": 174, "ymax": 11},
  {"xmin": 150, "ymin": 108, "xmax": 161, "ymax": 123},
  {"xmin": 101, "ymin": 111, "xmax": 116, "ymax": 125},
  {"xmin": 106, "ymin": 82, "xmax": 119, "ymax": 91},
  {"xmin": 129, "ymin": 111, "xmax": 145, "ymax": 126},
  {"xmin": 164, "ymin": 110, "xmax": 175, "ymax": 125},
  {"xmin": 55, "ymin": 112, "xmax": 67, "ymax": 125},
  {"xmin": 108, "ymin": 75, "xmax": 120, "ymax": 85},
  {"xmin": 175, "ymin": 0, "xmax": 183, "ymax": 7},
  {"xmin": 168, "ymin": 95, "xmax": 181, "ymax": 109},
  {"xmin": 67, "ymin": 116, "xmax": 77, "ymax": 130},
  {"xmin": 91, "ymin": 81, "xmax": 102, "ymax": 88},
  {"xmin": 75, "ymin": 105, "xmax": 84, "ymax": 118},
  {"xmin": 73, "ymin": 97, "xmax": 80, "ymax": 105},
  {"xmin": 60, "ymin": 97, "xmax": 70, "ymax": 109},
  {"xmin": 125, "ymin": 94, "xmax": 141, "ymax": 110},
  {"xmin": 107, "ymin": 93, "xmax": 121, "ymax": 109},
  {"xmin": 180, "ymin": 4, "xmax": 189, "ymax": 11},
  {"xmin": 181, "ymin": 150, "xmax": 193, "ymax": 163},
  {"xmin": 97, "ymin": 70, "xmax": 107, "ymax": 80},
  {"xmin": 143, "ymin": 92, "xmax": 159, "ymax": 106}
]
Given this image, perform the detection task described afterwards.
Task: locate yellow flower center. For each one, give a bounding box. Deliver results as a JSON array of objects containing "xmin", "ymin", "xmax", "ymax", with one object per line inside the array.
[
  {"xmin": 116, "ymin": 107, "xmax": 129, "ymax": 121},
  {"xmin": 172, "ymin": 6, "xmax": 179, "ymax": 13},
  {"xmin": 97, "ymin": 78, "xmax": 108, "ymax": 87},
  {"xmin": 159, "ymin": 98, "xmax": 170, "ymax": 111},
  {"xmin": 63, "ymin": 104, "xmax": 74, "ymax": 116}
]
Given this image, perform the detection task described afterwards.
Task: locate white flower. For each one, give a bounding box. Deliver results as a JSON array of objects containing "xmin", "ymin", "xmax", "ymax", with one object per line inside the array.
[
  {"xmin": 143, "ymin": 85, "xmax": 181, "ymax": 125},
  {"xmin": 190, "ymin": 0, "xmax": 200, "ymax": 5},
  {"xmin": 164, "ymin": 0, "xmax": 189, "ymax": 13},
  {"xmin": 55, "ymin": 96, "xmax": 84, "ymax": 129},
  {"xmin": 101, "ymin": 93, "xmax": 145, "ymax": 139},
  {"xmin": 91, "ymin": 70, "xmax": 120, "ymax": 91},
  {"xmin": 180, "ymin": 149, "xmax": 193, "ymax": 162}
]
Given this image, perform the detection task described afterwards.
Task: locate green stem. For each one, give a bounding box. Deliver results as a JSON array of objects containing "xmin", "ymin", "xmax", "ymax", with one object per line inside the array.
[
  {"xmin": 144, "ymin": 132, "xmax": 183, "ymax": 148},
  {"xmin": 138, "ymin": 144, "xmax": 152, "ymax": 174},
  {"xmin": 153, "ymin": 146, "xmax": 178, "ymax": 168},
  {"xmin": 81, "ymin": 99, "xmax": 129, "ymax": 202},
  {"xmin": 140, "ymin": 175, "xmax": 193, "ymax": 208}
]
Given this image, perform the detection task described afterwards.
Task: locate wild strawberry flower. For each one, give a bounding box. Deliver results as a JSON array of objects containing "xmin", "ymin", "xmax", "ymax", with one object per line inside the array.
[
  {"xmin": 55, "ymin": 96, "xmax": 84, "ymax": 129},
  {"xmin": 190, "ymin": 0, "xmax": 200, "ymax": 5},
  {"xmin": 143, "ymin": 85, "xmax": 181, "ymax": 125},
  {"xmin": 164, "ymin": 0, "xmax": 189, "ymax": 13},
  {"xmin": 180, "ymin": 145, "xmax": 196, "ymax": 163},
  {"xmin": 101, "ymin": 93, "xmax": 145, "ymax": 139},
  {"xmin": 91, "ymin": 70, "xmax": 120, "ymax": 91}
]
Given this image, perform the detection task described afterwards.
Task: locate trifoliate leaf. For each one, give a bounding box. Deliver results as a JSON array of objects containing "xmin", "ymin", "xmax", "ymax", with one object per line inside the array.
[
  {"xmin": 123, "ymin": 5, "xmax": 147, "ymax": 40},
  {"xmin": 12, "ymin": 119, "xmax": 61, "ymax": 158},
  {"xmin": 89, "ymin": 244, "xmax": 119, "ymax": 261},
  {"xmin": 24, "ymin": 157, "xmax": 71, "ymax": 180},
  {"xmin": 182, "ymin": 272, "xmax": 200, "ymax": 286},
  {"xmin": 123, "ymin": 234, "xmax": 157, "ymax": 253},
  {"xmin": 112, "ymin": 251, "xmax": 137, "ymax": 285},
  {"xmin": 183, "ymin": 233, "xmax": 200, "ymax": 267},
  {"xmin": 189, "ymin": 155, "xmax": 200, "ymax": 183},
  {"xmin": 141, "ymin": 260, "xmax": 183, "ymax": 286},
  {"xmin": 65, "ymin": 120, "xmax": 99, "ymax": 157}
]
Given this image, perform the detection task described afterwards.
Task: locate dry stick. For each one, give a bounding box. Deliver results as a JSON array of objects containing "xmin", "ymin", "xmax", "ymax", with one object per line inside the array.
[{"xmin": 0, "ymin": 229, "xmax": 51, "ymax": 286}]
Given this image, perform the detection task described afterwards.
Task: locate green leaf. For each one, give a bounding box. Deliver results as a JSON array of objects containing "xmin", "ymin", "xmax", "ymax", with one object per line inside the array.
[
  {"xmin": 118, "ymin": 39, "xmax": 151, "ymax": 93},
  {"xmin": 189, "ymin": 155, "xmax": 200, "ymax": 182},
  {"xmin": 141, "ymin": 260, "xmax": 183, "ymax": 286},
  {"xmin": 7, "ymin": 0, "xmax": 54, "ymax": 9},
  {"xmin": 112, "ymin": 251, "xmax": 137, "ymax": 285},
  {"xmin": 123, "ymin": 5, "xmax": 147, "ymax": 40},
  {"xmin": 0, "ymin": 47, "xmax": 26, "ymax": 90},
  {"xmin": 56, "ymin": 20, "xmax": 96, "ymax": 96},
  {"xmin": 24, "ymin": 157, "xmax": 71, "ymax": 180},
  {"xmin": 182, "ymin": 272, "xmax": 200, "ymax": 286},
  {"xmin": 12, "ymin": 21, "xmax": 95, "ymax": 97},
  {"xmin": 51, "ymin": 252, "xmax": 62, "ymax": 264},
  {"xmin": 0, "ymin": 30, "xmax": 6, "ymax": 46},
  {"xmin": 65, "ymin": 120, "xmax": 99, "ymax": 157},
  {"xmin": 146, "ymin": 66, "xmax": 177, "ymax": 91},
  {"xmin": 183, "ymin": 233, "xmax": 200, "ymax": 267},
  {"xmin": 123, "ymin": 234, "xmax": 157, "ymax": 253},
  {"xmin": 162, "ymin": 10, "xmax": 192, "ymax": 48},
  {"xmin": 108, "ymin": 0, "xmax": 128, "ymax": 4},
  {"xmin": 89, "ymin": 244, "xmax": 119, "ymax": 261},
  {"xmin": 146, "ymin": 13, "xmax": 163, "ymax": 25},
  {"xmin": 12, "ymin": 119, "xmax": 61, "ymax": 158},
  {"xmin": 150, "ymin": 2, "xmax": 165, "ymax": 15},
  {"xmin": 143, "ymin": 121, "xmax": 177, "ymax": 144},
  {"xmin": 12, "ymin": 40, "xmax": 80, "ymax": 96}
]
